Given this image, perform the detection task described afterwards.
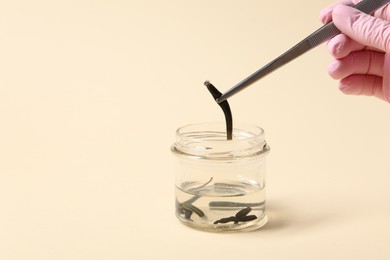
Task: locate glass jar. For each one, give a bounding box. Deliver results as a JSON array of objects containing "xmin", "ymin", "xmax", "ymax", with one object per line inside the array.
[{"xmin": 171, "ymin": 122, "xmax": 270, "ymax": 232}]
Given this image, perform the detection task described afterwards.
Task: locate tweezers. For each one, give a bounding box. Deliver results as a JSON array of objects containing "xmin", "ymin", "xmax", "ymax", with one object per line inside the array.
[{"xmin": 217, "ymin": 0, "xmax": 390, "ymax": 103}]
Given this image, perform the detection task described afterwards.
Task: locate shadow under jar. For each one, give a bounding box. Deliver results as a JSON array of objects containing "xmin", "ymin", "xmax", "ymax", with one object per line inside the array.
[{"xmin": 171, "ymin": 122, "xmax": 270, "ymax": 232}]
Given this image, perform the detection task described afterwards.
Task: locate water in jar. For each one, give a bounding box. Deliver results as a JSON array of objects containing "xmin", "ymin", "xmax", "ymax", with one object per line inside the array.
[{"xmin": 175, "ymin": 179, "xmax": 266, "ymax": 232}]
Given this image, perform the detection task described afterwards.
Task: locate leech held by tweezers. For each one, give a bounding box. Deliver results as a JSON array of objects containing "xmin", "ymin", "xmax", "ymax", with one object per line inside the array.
[{"xmin": 204, "ymin": 81, "xmax": 233, "ymax": 140}]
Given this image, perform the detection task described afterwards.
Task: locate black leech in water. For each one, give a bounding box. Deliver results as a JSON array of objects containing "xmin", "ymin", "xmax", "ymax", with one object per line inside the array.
[
  {"xmin": 204, "ymin": 81, "xmax": 233, "ymax": 140},
  {"xmin": 176, "ymin": 177, "xmax": 214, "ymax": 220},
  {"xmin": 213, "ymin": 207, "xmax": 258, "ymax": 224}
]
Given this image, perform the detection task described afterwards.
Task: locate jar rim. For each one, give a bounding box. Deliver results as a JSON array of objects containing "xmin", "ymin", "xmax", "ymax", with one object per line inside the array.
[
  {"xmin": 172, "ymin": 122, "xmax": 269, "ymax": 160},
  {"xmin": 175, "ymin": 122, "xmax": 265, "ymax": 142}
]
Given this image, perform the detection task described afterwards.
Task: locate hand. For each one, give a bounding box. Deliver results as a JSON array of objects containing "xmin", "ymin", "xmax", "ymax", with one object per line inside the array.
[{"xmin": 320, "ymin": 0, "xmax": 390, "ymax": 102}]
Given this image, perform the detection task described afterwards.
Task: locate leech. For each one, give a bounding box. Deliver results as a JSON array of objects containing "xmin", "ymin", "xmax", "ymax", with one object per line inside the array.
[
  {"xmin": 237, "ymin": 215, "xmax": 257, "ymax": 223},
  {"xmin": 180, "ymin": 202, "xmax": 205, "ymax": 217},
  {"xmin": 209, "ymin": 201, "xmax": 265, "ymax": 208},
  {"xmin": 204, "ymin": 81, "xmax": 233, "ymax": 140},
  {"xmin": 176, "ymin": 177, "xmax": 214, "ymax": 220},
  {"xmin": 235, "ymin": 207, "xmax": 252, "ymax": 219},
  {"xmin": 213, "ymin": 207, "xmax": 258, "ymax": 225},
  {"xmin": 214, "ymin": 216, "xmax": 236, "ymax": 224}
]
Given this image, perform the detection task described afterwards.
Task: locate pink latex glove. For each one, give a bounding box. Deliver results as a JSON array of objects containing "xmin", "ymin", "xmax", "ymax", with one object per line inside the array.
[{"xmin": 320, "ymin": 0, "xmax": 390, "ymax": 102}]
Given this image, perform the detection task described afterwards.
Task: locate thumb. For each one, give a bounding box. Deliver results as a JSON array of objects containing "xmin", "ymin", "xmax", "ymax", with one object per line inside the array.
[{"xmin": 332, "ymin": 4, "xmax": 390, "ymax": 52}]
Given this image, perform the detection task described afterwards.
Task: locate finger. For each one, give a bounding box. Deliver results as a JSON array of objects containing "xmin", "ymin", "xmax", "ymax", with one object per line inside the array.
[
  {"xmin": 327, "ymin": 33, "xmax": 365, "ymax": 58},
  {"xmin": 382, "ymin": 52, "xmax": 390, "ymax": 102},
  {"xmin": 338, "ymin": 75, "xmax": 385, "ymax": 100},
  {"xmin": 328, "ymin": 50, "xmax": 385, "ymax": 79},
  {"xmin": 333, "ymin": 5, "xmax": 390, "ymax": 52},
  {"xmin": 320, "ymin": 0, "xmax": 355, "ymax": 24},
  {"xmin": 373, "ymin": 3, "xmax": 390, "ymax": 22}
]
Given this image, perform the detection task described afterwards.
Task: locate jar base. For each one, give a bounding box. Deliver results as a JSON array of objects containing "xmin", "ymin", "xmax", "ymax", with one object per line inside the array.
[{"xmin": 176, "ymin": 214, "xmax": 268, "ymax": 233}]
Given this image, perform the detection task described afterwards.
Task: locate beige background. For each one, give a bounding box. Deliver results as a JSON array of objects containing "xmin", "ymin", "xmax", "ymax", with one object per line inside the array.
[{"xmin": 1, "ymin": 0, "xmax": 390, "ymax": 259}]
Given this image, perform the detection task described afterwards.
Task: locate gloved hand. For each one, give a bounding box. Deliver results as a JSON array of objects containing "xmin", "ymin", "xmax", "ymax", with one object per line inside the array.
[{"xmin": 320, "ymin": 0, "xmax": 390, "ymax": 102}]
